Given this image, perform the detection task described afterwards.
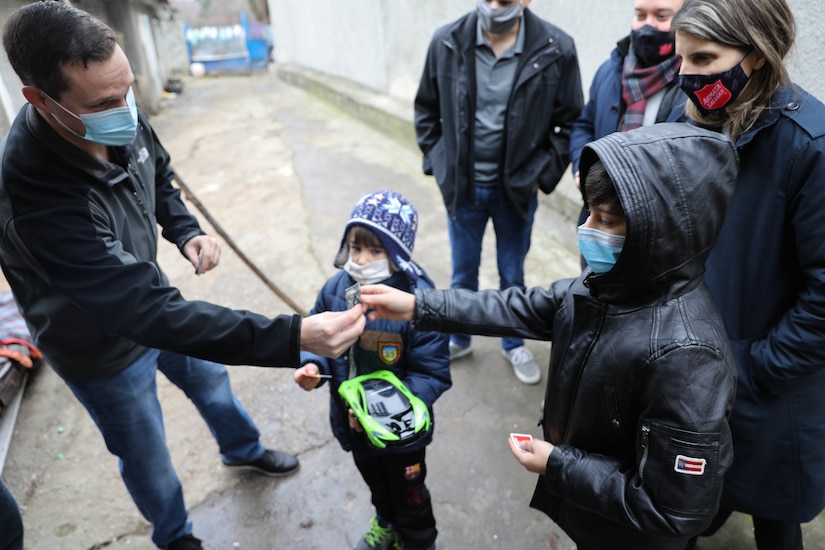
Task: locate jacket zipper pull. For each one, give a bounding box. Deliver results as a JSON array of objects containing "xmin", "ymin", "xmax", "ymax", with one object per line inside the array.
[{"xmin": 639, "ymin": 423, "xmax": 650, "ymax": 482}]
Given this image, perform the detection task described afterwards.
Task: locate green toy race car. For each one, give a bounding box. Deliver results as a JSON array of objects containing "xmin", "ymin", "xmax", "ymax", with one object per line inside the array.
[{"xmin": 338, "ymin": 370, "xmax": 431, "ymax": 449}]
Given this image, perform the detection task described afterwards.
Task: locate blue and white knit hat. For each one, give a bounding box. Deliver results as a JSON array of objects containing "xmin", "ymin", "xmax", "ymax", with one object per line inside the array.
[{"xmin": 334, "ymin": 190, "xmax": 422, "ymax": 281}]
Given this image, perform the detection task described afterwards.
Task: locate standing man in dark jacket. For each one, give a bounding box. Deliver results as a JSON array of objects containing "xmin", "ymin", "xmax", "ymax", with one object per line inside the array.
[
  {"xmin": 0, "ymin": 3, "xmax": 363, "ymax": 549},
  {"xmin": 361, "ymin": 124, "xmax": 738, "ymax": 548},
  {"xmin": 414, "ymin": 0, "xmax": 583, "ymax": 385}
]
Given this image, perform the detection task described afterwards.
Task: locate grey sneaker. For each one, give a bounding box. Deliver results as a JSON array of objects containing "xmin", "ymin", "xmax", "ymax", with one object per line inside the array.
[
  {"xmin": 502, "ymin": 346, "xmax": 541, "ymax": 385},
  {"xmin": 448, "ymin": 341, "xmax": 472, "ymax": 361}
]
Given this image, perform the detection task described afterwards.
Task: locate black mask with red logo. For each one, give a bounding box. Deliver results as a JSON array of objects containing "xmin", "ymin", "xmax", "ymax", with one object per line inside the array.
[
  {"xmin": 630, "ymin": 25, "xmax": 676, "ymax": 67},
  {"xmin": 678, "ymin": 56, "xmax": 752, "ymax": 115}
]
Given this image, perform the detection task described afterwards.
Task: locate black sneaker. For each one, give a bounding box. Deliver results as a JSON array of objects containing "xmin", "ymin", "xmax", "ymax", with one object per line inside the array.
[
  {"xmin": 224, "ymin": 449, "xmax": 299, "ymax": 477},
  {"xmin": 166, "ymin": 534, "xmax": 203, "ymax": 550}
]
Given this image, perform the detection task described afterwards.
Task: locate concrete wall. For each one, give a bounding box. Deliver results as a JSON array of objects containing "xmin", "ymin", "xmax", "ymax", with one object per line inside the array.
[{"xmin": 268, "ymin": 0, "xmax": 825, "ymax": 103}]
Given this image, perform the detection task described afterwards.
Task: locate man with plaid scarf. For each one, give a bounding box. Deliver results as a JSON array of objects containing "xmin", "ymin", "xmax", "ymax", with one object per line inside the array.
[{"xmin": 569, "ymin": 0, "xmax": 687, "ymax": 259}]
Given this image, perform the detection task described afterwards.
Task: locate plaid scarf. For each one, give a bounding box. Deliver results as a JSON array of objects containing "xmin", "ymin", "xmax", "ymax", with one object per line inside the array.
[{"xmin": 619, "ymin": 49, "xmax": 681, "ymax": 131}]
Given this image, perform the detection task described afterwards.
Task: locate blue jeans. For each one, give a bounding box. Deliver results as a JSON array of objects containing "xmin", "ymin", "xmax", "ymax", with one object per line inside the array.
[
  {"xmin": 447, "ymin": 186, "xmax": 538, "ymax": 351},
  {"xmin": 66, "ymin": 349, "xmax": 265, "ymax": 548}
]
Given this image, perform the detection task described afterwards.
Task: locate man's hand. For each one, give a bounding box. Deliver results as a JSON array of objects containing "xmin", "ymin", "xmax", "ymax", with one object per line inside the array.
[
  {"xmin": 183, "ymin": 235, "xmax": 221, "ymax": 275},
  {"xmin": 360, "ymin": 284, "xmax": 415, "ymax": 322},
  {"xmin": 300, "ymin": 305, "xmax": 365, "ymax": 358},
  {"xmin": 508, "ymin": 436, "xmax": 554, "ymax": 475}
]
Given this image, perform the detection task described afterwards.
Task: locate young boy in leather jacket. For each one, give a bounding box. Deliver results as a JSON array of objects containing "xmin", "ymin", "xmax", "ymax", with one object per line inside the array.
[{"xmin": 359, "ymin": 124, "xmax": 738, "ymax": 549}]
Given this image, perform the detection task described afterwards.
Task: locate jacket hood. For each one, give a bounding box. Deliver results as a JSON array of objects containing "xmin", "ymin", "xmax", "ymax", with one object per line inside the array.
[{"xmin": 579, "ymin": 123, "xmax": 738, "ymax": 304}]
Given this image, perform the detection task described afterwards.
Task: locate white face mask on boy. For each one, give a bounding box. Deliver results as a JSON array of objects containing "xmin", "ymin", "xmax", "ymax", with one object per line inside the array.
[{"xmin": 343, "ymin": 258, "xmax": 393, "ymax": 285}]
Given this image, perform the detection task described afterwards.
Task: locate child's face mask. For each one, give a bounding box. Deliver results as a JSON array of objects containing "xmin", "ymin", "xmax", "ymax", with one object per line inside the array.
[
  {"xmin": 343, "ymin": 258, "xmax": 392, "ymax": 284},
  {"xmin": 578, "ymin": 226, "xmax": 625, "ymax": 274}
]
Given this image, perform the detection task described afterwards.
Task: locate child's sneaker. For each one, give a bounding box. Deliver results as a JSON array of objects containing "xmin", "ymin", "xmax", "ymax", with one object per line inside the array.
[{"xmin": 354, "ymin": 516, "xmax": 397, "ymax": 550}]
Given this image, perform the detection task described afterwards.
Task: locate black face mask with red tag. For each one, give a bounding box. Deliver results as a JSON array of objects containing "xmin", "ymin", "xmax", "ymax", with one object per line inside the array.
[
  {"xmin": 678, "ymin": 58, "xmax": 751, "ymax": 115},
  {"xmin": 630, "ymin": 25, "xmax": 676, "ymax": 67}
]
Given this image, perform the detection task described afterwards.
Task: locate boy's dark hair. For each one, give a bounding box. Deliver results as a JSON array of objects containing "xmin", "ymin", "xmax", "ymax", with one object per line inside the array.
[
  {"xmin": 583, "ymin": 159, "xmax": 621, "ymax": 212},
  {"xmin": 348, "ymin": 225, "xmax": 385, "ymax": 250},
  {"xmin": 3, "ymin": 1, "xmax": 117, "ymax": 99}
]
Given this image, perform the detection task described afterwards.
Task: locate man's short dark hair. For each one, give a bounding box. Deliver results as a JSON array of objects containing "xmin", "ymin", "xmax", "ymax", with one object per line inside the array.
[
  {"xmin": 582, "ymin": 159, "xmax": 621, "ymax": 211},
  {"xmin": 3, "ymin": 1, "xmax": 117, "ymax": 99}
]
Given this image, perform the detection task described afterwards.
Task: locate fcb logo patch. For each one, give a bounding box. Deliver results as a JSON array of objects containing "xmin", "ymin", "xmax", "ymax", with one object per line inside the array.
[
  {"xmin": 405, "ymin": 463, "xmax": 422, "ymax": 480},
  {"xmin": 674, "ymin": 454, "xmax": 706, "ymax": 476}
]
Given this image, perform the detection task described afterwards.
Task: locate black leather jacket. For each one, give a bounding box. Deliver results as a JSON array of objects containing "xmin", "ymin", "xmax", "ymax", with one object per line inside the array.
[
  {"xmin": 413, "ymin": 124, "xmax": 738, "ymax": 548},
  {"xmin": 414, "ymin": 9, "xmax": 583, "ymax": 219}
]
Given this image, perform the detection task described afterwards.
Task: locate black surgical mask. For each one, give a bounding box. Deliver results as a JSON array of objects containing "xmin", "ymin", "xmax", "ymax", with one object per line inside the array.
[
  {"xmin": 678, "ymin": 56, "xmax": 752, "ymax": 115},
  {"xmin": 630, "ymin": 25, "xmax": 676, "ymax": 67}
]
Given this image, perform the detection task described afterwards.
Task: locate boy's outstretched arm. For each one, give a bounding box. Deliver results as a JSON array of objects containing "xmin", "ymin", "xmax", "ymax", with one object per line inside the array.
[
  {"xmin": 361, "ymin": 284, "xmax": 415, "ymax": 321},
  {"xmin": 300, "ymin": 305, "xmax": 365, "ymax": 357}
]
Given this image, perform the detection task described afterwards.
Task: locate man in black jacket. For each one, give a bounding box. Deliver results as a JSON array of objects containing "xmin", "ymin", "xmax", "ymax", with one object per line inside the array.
[
  {"xmin": 0, "ymin": 3, "xmax": 363, "ymax": 549},
  {"xmin": 414, "ymin": 0, "xmax": 583, "ymax": 385}
]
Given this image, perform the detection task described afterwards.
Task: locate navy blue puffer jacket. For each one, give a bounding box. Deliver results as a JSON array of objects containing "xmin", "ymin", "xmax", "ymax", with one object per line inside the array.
[{"xmin": 301, "ymin": 269, "xmax": 450, "ymax": 458}]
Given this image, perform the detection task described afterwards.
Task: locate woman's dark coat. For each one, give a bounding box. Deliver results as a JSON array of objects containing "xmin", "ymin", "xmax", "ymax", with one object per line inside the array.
[{"xmin": 705, "ymin": 85, "xmax": 825, "ymax": 522}]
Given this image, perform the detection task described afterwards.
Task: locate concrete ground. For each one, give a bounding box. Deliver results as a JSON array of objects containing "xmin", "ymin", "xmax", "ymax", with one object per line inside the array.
[{"xmin": 1, "ymin": 67, "xmax": 824, "ymax": 549}]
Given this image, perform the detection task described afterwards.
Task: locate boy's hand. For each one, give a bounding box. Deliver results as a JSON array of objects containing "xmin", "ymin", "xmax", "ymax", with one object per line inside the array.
[
  {"xmin": 348, "ymin": 409, "xmax": 364, "ymax": 432},
  {"xmin": 508, "ymin": 436, "xmax": 554, "ymax": 475},
  {"xmin": 293, "ymin": 364, "xmax": 322, "ymax": 391},
  {"xmin": 360, "ymin": 284, "xmax": 415, "ymax": 321},
  {"xmin": 300, "ymin": 305, "xmax": 365, "ymax": 357}
]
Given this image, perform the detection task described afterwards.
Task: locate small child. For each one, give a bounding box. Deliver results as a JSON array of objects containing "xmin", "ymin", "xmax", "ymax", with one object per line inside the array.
[
  {"xmin": 294, "ymin": 190, "xmax": 450, "ymax": 550},
  {"xmin": 360, "ymin": 124, "xmax": 739, "ymax": 549}
]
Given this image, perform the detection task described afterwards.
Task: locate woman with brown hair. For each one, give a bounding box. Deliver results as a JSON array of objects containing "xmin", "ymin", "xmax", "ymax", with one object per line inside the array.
[{"xmin": 673, "ymin": 1, "xmax": 825, "ymax": 548}]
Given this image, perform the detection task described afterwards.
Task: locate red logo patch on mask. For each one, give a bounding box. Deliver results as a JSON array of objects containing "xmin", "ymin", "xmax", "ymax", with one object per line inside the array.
[
  {"xmin": 659, "ymin": 42, "xmax": 673, "ymax": 56},
  {"xmin": 695, "ymin": 80, "xmax": 732, "ymax": 111}
]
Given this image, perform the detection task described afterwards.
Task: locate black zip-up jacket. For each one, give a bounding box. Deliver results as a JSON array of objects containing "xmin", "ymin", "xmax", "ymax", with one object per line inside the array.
[
  {"xmin": 414, "ymin": 9, "xmax": 583, "ymax": 219},
  {"xmin": 411, "ymin": 124, "xmax": 738, "ymax": 548},
  {"xmin": 0, "ymin": 105, "xmax": 301, "ymax": 382}
]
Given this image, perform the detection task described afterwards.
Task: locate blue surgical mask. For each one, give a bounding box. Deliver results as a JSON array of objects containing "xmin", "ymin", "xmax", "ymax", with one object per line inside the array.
[
  {"xmin": 47, "ymin": 88, "xmax": 138, "ymax": 146},
  {"xmin": 476, "ymin": 0, "xmax": 523, "ymax": 35},
  {"xmin": 578, "ymin": 226, "xmax": 625, "ymax": 274}
]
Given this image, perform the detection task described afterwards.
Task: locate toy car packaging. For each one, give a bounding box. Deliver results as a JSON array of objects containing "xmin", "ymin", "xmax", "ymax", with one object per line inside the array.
[{"xmin": 338, "ymin": 370, "xmax": 431, "ymax": 449}]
